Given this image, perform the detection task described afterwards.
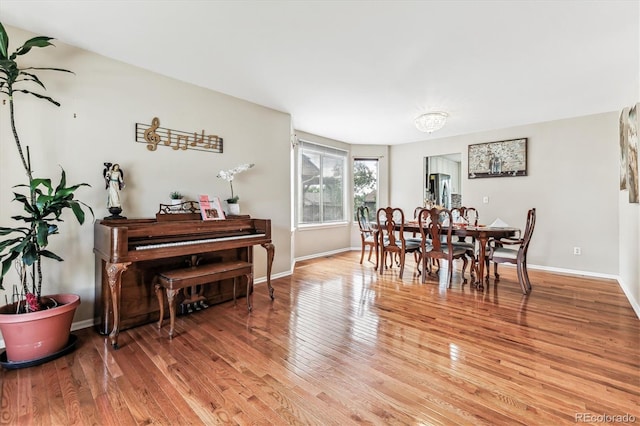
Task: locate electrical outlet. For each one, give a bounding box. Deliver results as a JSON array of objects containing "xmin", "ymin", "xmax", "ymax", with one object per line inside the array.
[
  {"xmin": 573, "ymin": 247, "xmax": 581, "ymax": 255},
  {"xmin": 483, "ymin": 196, "xmax": 489, "ymax": 204}
]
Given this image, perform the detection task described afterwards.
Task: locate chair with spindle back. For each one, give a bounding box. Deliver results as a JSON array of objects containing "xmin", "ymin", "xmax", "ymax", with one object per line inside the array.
[
  {"xmin": 376, "ymin": 207, "xmax": 421, "ymax": 279},
  {"xmin": 486, "ymin": 208, "xmax": 536, "ymax": 294},
  {"xmin": 451, "ymin": 206, "xmax": 480, "ymax": 278},
  {"xmin": 356, "ymin": 206, "xmax": 377, "ymax": 266},
  {"xmin": 418, "ymin": 207, "xmax": 469, "ymax": 286}
]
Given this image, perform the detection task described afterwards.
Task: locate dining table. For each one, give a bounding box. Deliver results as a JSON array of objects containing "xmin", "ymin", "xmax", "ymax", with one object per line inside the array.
[{"xmin": 398, "ymin": 222, "xmax": 520, "ymax": 290}]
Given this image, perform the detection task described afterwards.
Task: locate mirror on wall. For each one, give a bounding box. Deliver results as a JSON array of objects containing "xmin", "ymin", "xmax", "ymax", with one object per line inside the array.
[{"xmin": 423, "ymin": 153, "xmax": 462, "ymax": 209}]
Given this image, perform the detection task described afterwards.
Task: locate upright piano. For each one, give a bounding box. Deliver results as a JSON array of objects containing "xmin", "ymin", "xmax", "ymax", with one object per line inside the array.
[{"xmin": 93, "ymin": 214, "xmax": 274, "ymax": 348}]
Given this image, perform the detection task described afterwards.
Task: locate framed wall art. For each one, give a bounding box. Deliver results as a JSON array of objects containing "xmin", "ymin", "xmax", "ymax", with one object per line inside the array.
[
  {"xmin": 468, "ymin": 138, "xmax": 528, "ymax": 179},
  {"xmin": 620, "ymin": 107, "xmax": 630, "ymax": 190},
  {"xmin": 627, "ymin": 104, "xmax": 639, "ymax": 203}
]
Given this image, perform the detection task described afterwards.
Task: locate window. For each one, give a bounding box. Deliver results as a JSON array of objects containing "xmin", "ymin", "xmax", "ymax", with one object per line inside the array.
[
  {"xmin": 298, "ymin": 140, "xmax": 347, "ymax": 224},
  {"xmin": 353, "ymin": 158, "xmax": 378, "ymax": 221}
]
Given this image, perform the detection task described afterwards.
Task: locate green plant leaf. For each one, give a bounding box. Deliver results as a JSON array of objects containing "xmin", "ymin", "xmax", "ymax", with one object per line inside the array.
[
  {"xmin": 25, "ymin": 66, "xmax": 73, "ymax": 74},
  {"xmin": 13, "ymin": 36, "xmax": 54, "ymax": 58},
  {"xmin": 0, "ymin": 237, "xmax": 22, "ymax": 251},
  {"xmin": 22, "ymin": 243, "xmax": 38, "ymax": 266},
  {"xmin": 36, "ymin": 194, "xmax": 54, "ymax": 211},
  {"xmin": 10, "ymin": 236, "xmax": 31, "ymax": 254},
  {"xmin": 31, "ymin": 177, "xmax": 53, "ymax": 193},
  {"xmin": 18, "ymin": 71, "xmax": 46, "ymax": 90},
  {"xmin": 0, "ymin": 252, "xmax": 21, "ymax": 283},
  {"xmin": 0, "ymin": 226, "xmax": 29, "ymax": 235},
  {"xmin": 0, "ymin": 22, "xmax": 8, "ymax": 60},
  {"xmin": 36, "ymin": 222, "xmax": 49, "ymax": 247},
  {"xmin": 13, "ymin": 89, "xmax": 61, "ymax": 106},
  {"xmin": 39, "ymin": 250, "xmax": 63, "ymax": 262},
  {"xmin": 55, "ymin": 168, "xmax": 66, "ymax": 192},
  {"xmin": 12, "ymin": 193, "xmax": 36, "ymax": 215},
  {"xmin": 69, "ymin": 201, "xmax": 86, "ymax": 224},
  {"xmin": 10, "ymin": 215, "xmax": 36, "ymax": 223}
]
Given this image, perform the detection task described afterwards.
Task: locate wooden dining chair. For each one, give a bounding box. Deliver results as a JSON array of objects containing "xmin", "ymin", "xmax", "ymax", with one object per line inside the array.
[
  {"xmin": 451, "ymin": 206, "xmax": 479, "ymax": 278},
  {"xmin": 356, "ymin": 206, "xmax": 377, "ymax": 265},
  {"xmin": 376, "ymin": 207, "xmax": 421, "ymax": 278},
  {"xmin": 404, "ymin": 206, "xmax": 425, "ymax": 264},
  {"xmin": 407, "ymin": 206, "xmax": 424, "ymax": 243},
  {"xmin": 486, "ymin": 208, "xmax": 536, "ymax": 294},
  {"xmin": 418, "ymin": 207, "xmax": 468, "ymax": 286},
  {"xmin": 464, "ymin": 207, "xmax": 479, "ymax": 226}
]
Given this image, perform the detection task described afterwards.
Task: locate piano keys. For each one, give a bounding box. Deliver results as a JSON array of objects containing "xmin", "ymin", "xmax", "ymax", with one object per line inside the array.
[{"xmin": 93, "ymin": 215, "xmax": 274, "ymax": 348}]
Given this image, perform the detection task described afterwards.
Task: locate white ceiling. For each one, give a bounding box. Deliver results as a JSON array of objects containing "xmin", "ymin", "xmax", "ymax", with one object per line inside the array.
[{"xmin": 1, "ymin": 1, "xmax": 638, "ymax": 145}]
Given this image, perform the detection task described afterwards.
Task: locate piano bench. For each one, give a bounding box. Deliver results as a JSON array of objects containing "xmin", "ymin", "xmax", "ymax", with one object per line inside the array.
[{"xmin": 154, "ymin": 260, "xmax": 253, "ymax": 339}]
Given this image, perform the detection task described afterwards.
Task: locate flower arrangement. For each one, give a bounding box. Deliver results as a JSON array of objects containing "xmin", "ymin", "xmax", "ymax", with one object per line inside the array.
[{"xmin": 217, "ymin": 163, "xmax": 254, "ymax": 203}]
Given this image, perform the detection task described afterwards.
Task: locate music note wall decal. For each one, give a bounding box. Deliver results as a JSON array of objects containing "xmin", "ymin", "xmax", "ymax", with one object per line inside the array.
[{"xmin": 135, "ymin": 117, "xmax": 224, "ymax": 154}]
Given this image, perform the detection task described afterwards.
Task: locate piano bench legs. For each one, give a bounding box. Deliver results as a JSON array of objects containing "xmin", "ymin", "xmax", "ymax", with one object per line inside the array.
[{"xmin": 154, "ymin": 261, "xmax": 254, "ymax": 339}]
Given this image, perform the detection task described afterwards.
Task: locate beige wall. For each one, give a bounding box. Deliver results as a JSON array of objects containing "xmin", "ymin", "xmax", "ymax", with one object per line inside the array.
[
  {"xmin": 390, "ymin": 113, "xmax": 620, "ymax": 275},
  {"xmin": 0, "ymin": 26, "xmax": 293, "ymax": 327},
  {"xmin": 619, "ymin": 154, "xmax": 640, "ymax": 315}
]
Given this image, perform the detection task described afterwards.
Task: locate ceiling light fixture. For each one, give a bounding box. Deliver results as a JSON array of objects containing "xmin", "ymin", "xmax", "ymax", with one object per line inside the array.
[{"xmin": 414, "ymin": 112, "xmax": 449, "ymax": 133}]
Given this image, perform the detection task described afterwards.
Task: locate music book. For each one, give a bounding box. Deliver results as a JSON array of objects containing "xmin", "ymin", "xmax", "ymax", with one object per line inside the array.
[{"xmin": 198, "ymin": 195, "xmax": 226, "ymax": 220}]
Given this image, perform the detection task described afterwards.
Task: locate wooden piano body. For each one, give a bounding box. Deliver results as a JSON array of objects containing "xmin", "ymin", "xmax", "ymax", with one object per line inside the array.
[{"xmin": 93, "ymin": 215, "xmax": 274, "ymax": 348}]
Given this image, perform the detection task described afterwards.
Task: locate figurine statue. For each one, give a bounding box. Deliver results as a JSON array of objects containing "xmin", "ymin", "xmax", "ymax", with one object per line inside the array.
[{"xmin": 103, "ymin": 162, "xmax": 126, "ymax": 219}]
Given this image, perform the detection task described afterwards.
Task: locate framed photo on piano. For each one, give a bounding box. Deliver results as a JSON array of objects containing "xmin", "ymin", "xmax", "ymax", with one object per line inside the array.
[{"xmin": 198, "ymin": 195, "xmax": 226, "ymax": 220}]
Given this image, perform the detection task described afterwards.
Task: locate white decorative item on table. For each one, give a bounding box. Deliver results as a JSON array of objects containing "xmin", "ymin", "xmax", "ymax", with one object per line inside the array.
[
  {"xmin": 103, "ymin": 162, "xmax": 126, "ymax": 218},
  {"xmin": 217, "ymin": 163, "xmax": 254, "ymax": 215}
]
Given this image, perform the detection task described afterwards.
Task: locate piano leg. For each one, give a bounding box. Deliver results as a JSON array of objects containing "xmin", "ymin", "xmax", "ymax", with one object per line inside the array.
[
  {"xmin": 246, "ymin": 271, "xmax": 253, "ymax": 312},
  {"xmin": 166, "ymin": 288, "xmax": 180, "ymax": 339},
  {"xmin": 106, "ymin": 261, "xmax": 131, "ymax": 349},
  {"xmin": 154, "ymin": 278, "xmax": 164, "ymax": 330},
  {"xmin": 261, "ymin": 242, "xmax": 275, "ymax": 300}
]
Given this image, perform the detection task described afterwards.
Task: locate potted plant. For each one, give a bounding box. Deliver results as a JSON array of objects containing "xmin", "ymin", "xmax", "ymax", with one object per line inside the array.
[
  {"xmin": 0, "ymin": 23, "xmax": 93, "ymax": 366},
  {"xmin": 169, "ymin": 191, "xmax": 184, "ymax": 204},
  {"xmin": 217, "ymin": 163, "xmax": 254, "ymax": 215},
  {"xmin": 168, "ymin": 191, "xmax": 184, "ymax": 213}
]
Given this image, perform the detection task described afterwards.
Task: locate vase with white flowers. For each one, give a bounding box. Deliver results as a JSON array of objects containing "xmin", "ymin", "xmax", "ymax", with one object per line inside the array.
[{"xmin": 217, "ymin": 163, "xmax": 254, "ymax": 215}]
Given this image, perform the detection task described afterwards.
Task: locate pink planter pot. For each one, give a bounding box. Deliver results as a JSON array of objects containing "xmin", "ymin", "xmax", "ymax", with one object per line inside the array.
[{"xmin": 0, "ymin": 293, "xmax": 80, "ymax": 363}]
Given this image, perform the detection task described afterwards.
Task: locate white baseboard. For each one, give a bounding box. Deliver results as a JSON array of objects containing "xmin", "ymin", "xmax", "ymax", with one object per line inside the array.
[
  {"xmin": 617, "ymin": 276, "xmax": 640, "ymax": 319},
  {"xmin": 525, "ymin": 263, "xmax": 618, "ymax": 280},
  {"xmin": 295, "ymin": 247, "xmax": 352, "ymax": 264}
]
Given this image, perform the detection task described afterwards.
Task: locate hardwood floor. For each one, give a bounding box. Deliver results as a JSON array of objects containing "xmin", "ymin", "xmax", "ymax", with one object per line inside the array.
[{"xmin": 1, "ymin": 252, "xmax": 638, "ymax": 425}]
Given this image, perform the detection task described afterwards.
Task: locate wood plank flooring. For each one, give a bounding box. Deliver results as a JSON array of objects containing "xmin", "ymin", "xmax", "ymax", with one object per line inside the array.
[{"xmin": 1, "ymin": 252, "xmax": 638, "ymax": 425}]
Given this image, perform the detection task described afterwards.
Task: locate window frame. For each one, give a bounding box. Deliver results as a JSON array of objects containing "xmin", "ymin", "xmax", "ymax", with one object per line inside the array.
[
  {"xmin": 353, "ymin": 157, "xmax": 379, "ymax": 222},
  {"xmin": 297, "ymin": 140, "xmax": 348, "ymax": 226}
]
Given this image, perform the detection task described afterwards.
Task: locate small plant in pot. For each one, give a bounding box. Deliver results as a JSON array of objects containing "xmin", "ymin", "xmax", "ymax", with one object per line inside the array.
[
  {"xmin": 0, "ymin": 23, "xmax": 93, "ymax": 366},
  {"xmin": 169, "ymin": 191, "xmax": 184, "ymax": 201},
  {"xmin": 169, "ymin": 191, "xmax": 184, "ymax": 213},
  {"xmin": 169, "ymin": 190, "xmax": 184, "ymax": 205}
]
